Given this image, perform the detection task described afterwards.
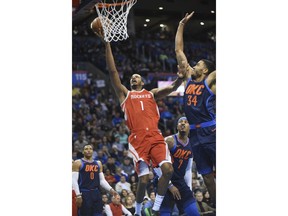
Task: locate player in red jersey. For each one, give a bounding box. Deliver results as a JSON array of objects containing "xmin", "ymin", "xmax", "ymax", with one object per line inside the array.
[{"xmin": 95, "ymin": 29, "xmax": 187, "ymax": 215}]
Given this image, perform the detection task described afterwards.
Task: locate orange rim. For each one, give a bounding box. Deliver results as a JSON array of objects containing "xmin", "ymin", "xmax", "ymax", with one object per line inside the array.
[{"xmin": 96, "ymin": 0, "xmax": 134, "ymax": 8}]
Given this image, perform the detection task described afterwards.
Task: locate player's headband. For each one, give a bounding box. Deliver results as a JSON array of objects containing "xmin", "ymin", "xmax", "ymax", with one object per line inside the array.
[{"xmin": 177, "ymin": 117, "xmax": 187, "ymax": 124}]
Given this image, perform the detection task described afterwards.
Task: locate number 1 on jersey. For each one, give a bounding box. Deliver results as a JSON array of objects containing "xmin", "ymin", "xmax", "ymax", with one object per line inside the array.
[{"xmin": 140, "ymin": 101, "xmax": 144, "ymax": 111}]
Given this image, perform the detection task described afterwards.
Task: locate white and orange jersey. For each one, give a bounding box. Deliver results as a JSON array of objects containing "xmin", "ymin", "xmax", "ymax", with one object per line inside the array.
[{"xmin": 121, "ymin": 89, "xmax": 160, "ymax": 131}]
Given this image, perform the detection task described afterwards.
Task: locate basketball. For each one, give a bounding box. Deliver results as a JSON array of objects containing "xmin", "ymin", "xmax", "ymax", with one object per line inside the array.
[{"xmin": 91, "ymin": 17, "xmax": 103, "ymax": 35}]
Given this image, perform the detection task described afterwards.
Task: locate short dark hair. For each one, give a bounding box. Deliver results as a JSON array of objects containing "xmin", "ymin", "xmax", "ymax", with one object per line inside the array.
[
  {"xmin": 201, "ymin": 59, "xmax": 215, "ymax": 75},
  {"xmin": 83, "ymin": 143, "xmax": 93, "ymax": 150}
]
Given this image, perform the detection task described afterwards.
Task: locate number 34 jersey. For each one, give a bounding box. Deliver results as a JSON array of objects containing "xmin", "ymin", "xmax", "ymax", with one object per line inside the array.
[
  {"xmin": 121, "ymin": 89, "xmax": 160, "ymax": 131},
  {"xmin": 183, "ymin": 79, "xmax": 216, "ymax": 124}
]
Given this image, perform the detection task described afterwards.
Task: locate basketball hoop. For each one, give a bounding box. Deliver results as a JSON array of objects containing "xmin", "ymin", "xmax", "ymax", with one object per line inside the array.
[{"xmin": 95, "ymin": 0, "xmax": 137, "ymax": 42}]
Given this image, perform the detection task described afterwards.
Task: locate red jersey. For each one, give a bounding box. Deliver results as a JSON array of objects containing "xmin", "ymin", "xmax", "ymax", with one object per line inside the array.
[{"xmin": 121, "ymin": 89, "xmax": 160, "ymax": 131}]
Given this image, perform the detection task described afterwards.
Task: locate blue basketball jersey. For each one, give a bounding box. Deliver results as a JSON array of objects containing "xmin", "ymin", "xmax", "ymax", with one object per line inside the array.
[
  {"xmin": 78, "ymin": 159, "xmax": 100, "ymax": 190},
  {"xmin": 183, "ymin": 78, "xmax": 215, "ymax": 125},
  {"xmin": 170, "ymin": 134, "xmax": 193, "ymax": 181}
]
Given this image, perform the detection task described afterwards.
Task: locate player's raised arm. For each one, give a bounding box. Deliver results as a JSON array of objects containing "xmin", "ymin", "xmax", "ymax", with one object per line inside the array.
[
  {"xmin": 104, "ymin": 42, "xmax": 128, "ymax": 103},
  {"xmin": 175, "ymin": 12, "xmax": 194, "ymax": 82},
  {"xmin": 92, "ymin": 19, "xmax": 128, "ymax": 103},
  {"xmin": 150, "ymin": 64, "xmax": 187, "ymax": 100}
]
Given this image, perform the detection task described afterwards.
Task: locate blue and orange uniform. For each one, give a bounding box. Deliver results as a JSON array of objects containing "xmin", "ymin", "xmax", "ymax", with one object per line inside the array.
[
  {"xmin": 183, "ymin": 78, "xmax": 216, "ymax": 175},
  {"xmin": 159, "ymin": 135, "xmax": 199, "ymax": 216},
  {"xmin": 78, "ymin": 159, "xmax": 102, "ymax": 216}
]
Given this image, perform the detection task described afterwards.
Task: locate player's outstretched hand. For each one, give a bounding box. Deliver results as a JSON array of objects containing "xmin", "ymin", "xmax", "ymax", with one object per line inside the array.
[
  {"xmin": 180, "ymin": 11, "xmax": 194, "ymax": 25},
  {"xmin": 169, "ymin": 185, "xmax": 181, "ymax": 200}
]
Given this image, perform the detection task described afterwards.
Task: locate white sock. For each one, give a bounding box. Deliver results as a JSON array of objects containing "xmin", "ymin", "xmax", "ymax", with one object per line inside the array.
[
  {"xmin": 135, "ymin": 202, "xmax": 142, "ymax": 215},
  {"xmin": 152, "ymin": 194, "xmax": 165, "ymax": 211}
]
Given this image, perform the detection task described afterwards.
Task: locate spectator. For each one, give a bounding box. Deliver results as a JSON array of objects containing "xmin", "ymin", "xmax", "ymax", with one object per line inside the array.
[
  {"xmin": 104, "ymin": 194, "xmax": 132, "ymax": 216},
  {"xmin": 73, "ymin": 135, "xmax": 88, "ymax": 159},
  {"xmin": 112, "ymin": 112, "xmax": 123, "ymax": 127},
  {"xmin": 115, "ymin": 175, "xmax": 131, "ymax": 194},
  {"xmin": 102, "ymin": 145, "xmax": 111, "ymax": 158},
  {"xmin": 128, "ymin": 191, "xmax": 136, "ymax": 207},
  {"xmin": 112, "ymin": 135, "xmax": 125, "ymax": 158},
  {"xmin": 121, "ymin": 149, "xmax": 130, "ymax": 162},
  {"xmin": 203, "ymin": 190, "xmax": 213, "ymax": 207},
  {"xmin": 118, "ymin": 127, "xmax": 128, "ymax": 150},
  {"xmin": 124, "ymin": 195, "xmax": 135, "ymax": 215},
  {"xmin": 160, "ymin": 105, "xmax": 174, "ymax": 130},
  {"xmin": 129, "ymin": 174, "xmax": 138, "ymax": 185},
  {"xmin": 120, "ymin": 189, "xmax": 129, "ymax": 204},
  {"xmin": 195, "ymin": 191, "xmax": 216, "ymax": 216},
  {"xmin": 114, "ymin": 167, "xmax": 128, "ymax": 182},
  {"xmin": 104, "ymin": 169, "xmax": 117, "ymax": 187},
  {"xmin": 102, "ymin": 194, "xmax": 110, "ymax": 205},
  {"xmin": 142, "ymin": 191, "xmax": 156, "ymax": 216},
  {"xmin": 74, "ymin": 117, "xmax": 85, "ymax": 132},
  {"xmin": 119, "ymin": 157, "xmax": 135, "ymax": 176},
  {"xmin": 89, "ymin": 137, "xmax": 98, "ymax": 150},
  {"xmin": 95, "ymin": 149, "xmax": 108, "ymax": 165},
  {"xmin": 131, "ymin": 182, "xmax": 138, "ymax": 196},
  {"xmin": 110, "ymin": 145, "xmax": 121, "ymax": 163},
  {"xmin": 104, "ymin": 156, "xmax": 117, "ymax": 175},
  {"xmin": 98, "ymin": 135, "xmax": 112, "ymax": 150}
]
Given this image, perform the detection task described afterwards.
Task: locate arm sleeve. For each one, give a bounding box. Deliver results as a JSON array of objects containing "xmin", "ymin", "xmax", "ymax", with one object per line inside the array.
[
  {"xmin": 121, "ymin": 205, "xmax": 132, "ymax": 215},
  {"xmin": 99, "ymin": 172, "xmax": 112, "ymax": 192},
  {"xmin": 104, "ymin": 204, "xmax": 113, "ymax": 216},
  {"xmin": 72, "ymin": 171, "xmax": 81, "ymax": 195},
  {"xmin": 184, "ymin": 158, "xmax": 193, "ymax": 191}
]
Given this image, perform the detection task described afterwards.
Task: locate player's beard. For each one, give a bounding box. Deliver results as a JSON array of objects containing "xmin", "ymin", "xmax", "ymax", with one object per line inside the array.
[
  {"xmin": 131, "ymin": 84, "xmax": 137, "ymax": 90},
  {"xmin": 191, "ymin": 69, "xmax": 202, "ymax": 80}
]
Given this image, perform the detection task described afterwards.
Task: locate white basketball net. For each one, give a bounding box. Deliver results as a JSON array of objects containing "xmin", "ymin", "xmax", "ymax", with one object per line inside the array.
[{"xmin": 95, "ymin": 0, "xmax": 137, "ymax": 42}]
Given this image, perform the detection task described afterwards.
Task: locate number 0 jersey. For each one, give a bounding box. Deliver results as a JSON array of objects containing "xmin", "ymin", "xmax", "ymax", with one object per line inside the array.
[
  {"xmin": 78, "ymin": 159, "xmax": 100, "ymax": 191},
  {"xmin": 121, "ymin": 89, "xmax": 160, "ymax": 131}
]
